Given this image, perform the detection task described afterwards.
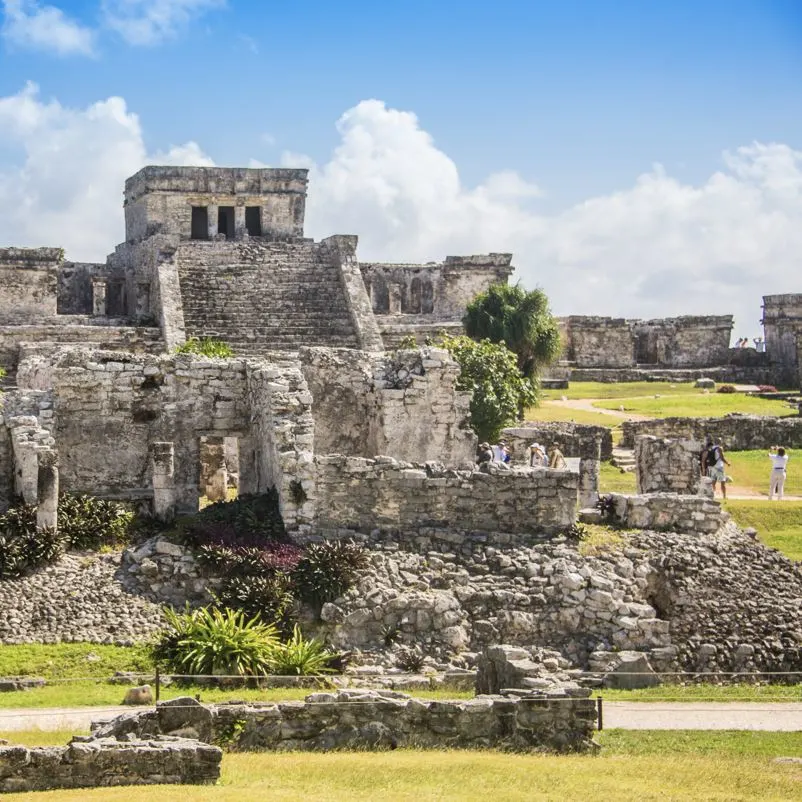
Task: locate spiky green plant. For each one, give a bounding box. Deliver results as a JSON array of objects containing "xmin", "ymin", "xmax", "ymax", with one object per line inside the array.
[{"xmin": 267, "ymin": 625, "xmax": 337, "ymax": 676}]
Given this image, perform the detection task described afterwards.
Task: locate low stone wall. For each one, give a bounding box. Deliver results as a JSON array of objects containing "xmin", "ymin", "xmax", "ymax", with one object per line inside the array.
[
  {"xmin": 313, "ymin": 456, "xmax": 579, "ymax": 536},
  {"xmin": 621, "ymin": 414, "xmax": 802, "ymax": 450},
  {"xmin": 606, "ymin": 493, "xmax": 724, "ymax": 534},
  {"xmin": 634, "ymin": 435, "xmax": 702, "ymax": 495},
  {"xmin": 568, "ymin": 366, "xmax": 777, "ymax": 384},
  {"xmin": 0, "ymin": 737, "xmax": 221, "ymax": 793},
  {"xmin": 91, "ymin": 692, "xmax": 597, "ymax": 753},
  {"xmin": 501, "ymin": 422, "xmax": 612, "ymax": 461}
]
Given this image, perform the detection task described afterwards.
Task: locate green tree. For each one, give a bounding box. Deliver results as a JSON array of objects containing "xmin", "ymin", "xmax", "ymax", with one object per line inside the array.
[
  {"xmin": 436, "ymin": 334, "xmax": 538, "ymax": 442},
  {"xmin": 463, "ymin": 283, "xmax": 562, "ymax": 380}
]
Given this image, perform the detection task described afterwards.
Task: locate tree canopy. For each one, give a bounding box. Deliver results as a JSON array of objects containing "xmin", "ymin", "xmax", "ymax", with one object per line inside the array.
[
  {"xmin": 436, "ymin": 333, "xmax": 538, "ymax": 443},
  {"xmin": 463, "ymin": 283, "xmax": 562, "ymax": 379}
]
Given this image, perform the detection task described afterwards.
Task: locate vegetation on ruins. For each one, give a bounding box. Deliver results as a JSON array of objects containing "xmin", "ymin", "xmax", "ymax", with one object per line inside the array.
[
  {"xmin": 463, "ymin": 283, "xmax": 562, "ymax": 380},
  {"xmin": 436, "ymin": 333, "xmax": 538, "ymax": 441},
  {"xmin": 292, "ymin": 539, "xmax": 370, "ymax": 609},
  {"xmin": 174, "ymin": 336, "xmax": 235, "ymax": 358},
  {"xmin": 0, "ymin": 494, "xmax": 133, "ymax": 579}
]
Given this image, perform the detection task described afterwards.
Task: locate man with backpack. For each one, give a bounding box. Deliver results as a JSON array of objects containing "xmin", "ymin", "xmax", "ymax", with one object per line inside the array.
[{"xmin": 701, "ymin": 438, "xmax": 731, "ymax": 499}]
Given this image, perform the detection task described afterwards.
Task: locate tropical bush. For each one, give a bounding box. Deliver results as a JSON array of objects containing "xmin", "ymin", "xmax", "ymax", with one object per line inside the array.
[
  {"xmin": 214, "ymin": 574, "xmax": 297, "ymax": 632},
  {"xmin": 151, "ymin": 606, "xmax": 280, "ymax": 677},
  {"xmin": 174, "ymin": 337, "xmax": 234, "ymax": 358},
  {"xmin": 267, "ymin": 624, "xmax": 337, "ymax": 676},
  {"xmin": 717, "ymin": 384, "xmax": 737, "ymax": 394},
  {"xmin": 293, "ymin": 540, "xmax": 369, "ymax": 608},
  {"xmin": 0, "ymin": 517, "xmax": 63, "ymax": 579},
  {"xmin": 394, "ymin": 646, "xmax": 426, "ymax": 673},
  {"xmin": 58, "ymin": 493, "xmax": 134, "ymax": 550},
  {"xmin": 436, "ymin": 333, "xmax": 538, "ymax": 442},
  {"xmin": 757, "ymin": 385, "xmax": 778, "ymax": 393}
]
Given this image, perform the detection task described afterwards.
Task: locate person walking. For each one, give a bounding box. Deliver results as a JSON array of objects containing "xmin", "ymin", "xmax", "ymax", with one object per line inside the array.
[
  {"xmin": 769, "ymin": 446, "xmax": 789, "ymax": 500},
  {"xmin": 704, "ymin": 439, "xmax": 731, "ymax": 499}
]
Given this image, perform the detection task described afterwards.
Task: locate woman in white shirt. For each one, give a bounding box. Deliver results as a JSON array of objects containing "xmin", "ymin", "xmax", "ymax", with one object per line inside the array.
[{"xmin": 769, "ymin": 446, "xmax": 789, "ymax": 500}]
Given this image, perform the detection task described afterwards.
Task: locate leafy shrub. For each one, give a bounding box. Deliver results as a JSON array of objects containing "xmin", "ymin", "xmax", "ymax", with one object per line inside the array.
[
  {"xmin": 0, "ymin": 504, "xmax": 64, "ymax": 579},
  {"xmin": 596, "ymin": 494, "xmax": 616, "ymax": 521},
  {"xmin": 183, "ymin": 492, "xmax": 287, "ymax": 548},
  {"xmin": 716, "ymin": 384, "xmax": 737, "ymax": 394},
  {"xmin": 267, "ymin": 625, "xmax": 337, "ymax": 676},
  {"xmin": 58, "ymin": 493, "xmax": 134, "ymax": 550},
  {"xmin": 174, "ymin": 337, "xmax": 234, "ymax": 358},
  {"xmin": 292, "ymin": 540, "xmax": 369, "ymax": 608},
  {"xmin": 214, "ymin": 574, "xmax": 296, "ymax": 631},
  {"xmin": 396, "ymin": 335, "xmax": 418, "ymax": 350},
  {"xmin": 197, "ymin": 543, "xmax": 303, "ymax": 577},
  {"xmin": 394, "ymin": 646, "xmax": 426, "ymax": 673},
  {"xmin": 151, "ymin": 606, "xmax": 279, "ymax": 677},
  {"xmin": 757, "ymin": 385, "xmax": 778, "ymax": 393}
]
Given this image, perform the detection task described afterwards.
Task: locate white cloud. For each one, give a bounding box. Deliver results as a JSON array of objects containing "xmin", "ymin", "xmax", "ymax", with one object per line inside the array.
[
  {"xmin": 0, "ymin": 82, "xmax": 213, "ymax": 260},
  {"xmin": 101, "ymin": 0, "xmax": 224, "ymax": 45},
  {"xmin": 289, "ymin": 100, "xmax": 802, "ymax": 337},
  {"xmin": 1, "ymin": 0, "xmax": 95, "ymax": 56}
]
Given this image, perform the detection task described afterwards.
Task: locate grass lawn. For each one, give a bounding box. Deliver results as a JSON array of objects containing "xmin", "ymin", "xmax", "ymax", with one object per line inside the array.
[
  {"xmin": 1, "ymin": 731, "xmax": 800, "ymax": 801},
  {"xmin": 593, "ymin": 392, "xmax": 793, "ymax": 419},
  {"xmin": 727, "ymin": 451, "xmax": 802, "ymax": 497},
  {"xmin": 598, "ymin": 462, "xmax": 637, "ymax": 494},
  {"xmin": 724, "ymin": 500, "xmax": 802, "ymax": 562},
  {"xmin": 600, "ymin": 683, "xmax": 802, "ymax": 702},
  {"xmin": 525, "ymin": 403, "xmax": 620, "ymax": 428},
  {"xmin": 0, "ymin": 643, "xmax": 152, "ymax": 681},
  {"xmin": 542, "ymin": 381, "xmax": 700, "ymax": 401}
]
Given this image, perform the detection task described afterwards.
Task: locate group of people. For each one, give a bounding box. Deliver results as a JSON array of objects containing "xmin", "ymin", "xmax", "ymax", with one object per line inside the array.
[
  {"xmin": 701, "ymin": 439, "xmax": 790, "ymax": 500},
  {"xmin": 476, "ymin": 439, "xmax": 567, "ymax": 470},
  {"xmin": 733, "ymin": 337, "xmax": 766, "ymax": 352}
]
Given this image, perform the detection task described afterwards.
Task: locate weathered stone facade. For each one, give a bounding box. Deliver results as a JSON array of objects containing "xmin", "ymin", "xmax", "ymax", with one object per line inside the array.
[
  {"xmin": 762, "ymin": 294, "xmax": 802, "ymax": 388},
  {"xmin": 0, "ymin": 737, "xmax": 221, "ymax": 793},
  {"xmin": 90, "ymin": 692, "xmax": 597, "ymax": 754},
  {"xmin": 634, "ymin": 435, "xmax": 703, "ymax": 495},
  {"xmin": 621, "ymin": 414, "xmax": 802, "ymax": 451}
]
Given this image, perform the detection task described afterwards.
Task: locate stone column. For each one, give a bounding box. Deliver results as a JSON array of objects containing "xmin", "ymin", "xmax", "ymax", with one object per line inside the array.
[
  {"xmin": 207, "ymin": 204, "xmax": 219, "ymax": 239},
  {"xmin": 236, "ymin": 437, "xmax": 257, "ymax": 496},
  {"xmin": 92, "ymin": 279, "xmax": 107, "ymax": 317},
  {"xmin": 234, "ymin": 206, "xmax": 247, "ymax": 240},
  {"xmin": 389, "ymin": 284, "xmax": 402, "ymax": 314},
  {"xmin": 135, "ymin": 282, "xmax": 151, "ymax": 319},
  {"xmin": 36, "ymin": 450, "xmax": 59, "ymax": 532},
  {"xmin": 202, "ymin": 441, "xmax": 228, "ymax": 502},
  {"xmin": 151, "ymin": 442, "xmax": 176, "ymax": 521},
  {"xmin": 578, "ymin": 458, "xmax": 600, "ymax": 509}
]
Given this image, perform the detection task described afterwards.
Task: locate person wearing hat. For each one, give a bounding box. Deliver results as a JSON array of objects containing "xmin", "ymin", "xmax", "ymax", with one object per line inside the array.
[
  {"xmin": 548, "ymin": 442, "xmax": 567, "ymax": 470},
  {"xmin": 529, "ymin": 442, "xmax": 546, "ymax": 467},
  {"xmin": 493, "ymin": 439, "xmax": 510, "ymax": 463},
  {"xmin": 476, "ymin": 442, "xmax": 493, "ymax": 465}
]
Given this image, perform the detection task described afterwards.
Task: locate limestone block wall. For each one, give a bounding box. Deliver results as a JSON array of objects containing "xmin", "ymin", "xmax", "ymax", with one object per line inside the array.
[
  {"xmin": 562, "ymin": 317, "xmax": 635, "ymax": 367},
  {"xmin": 763, "ymin": 294, "xmax": 802, "ymax": 388},
  {"xmin": 0, "ymin": 422, "xmax": 13, "ymax": 511},
  {"xmin": 634, "ymin": 435, "xmax": 702, "ymax": 495},
  {"xmin": 607, "ymin": 493, "xmax": 724, "ymax": 534},
  {"xmin": 621, "ymin": 414, "xmax": 802, "ymax": 450},
  {"xmin": 360, "ymin": 253, "xmax": 513, "ymax": 319},
  {"xmin": 123, "ymin": 166, "xmax": 308, "ymax": 242},
  {"xmin": 0, "ymin": 737, "xmax": 221, "ymax": 793},
  {"xmin": 501, "ymin": 422, "xmax": 613, "ymax": 461},
  {"xmin": 57, "ymin": 262, "xmax": 108, "ymax": 315},
  {"xmin": 300, "ymin": 346, "xmax": 476, "ymax": 466},
  {"xmin": 313, "ymin": 456, "xmax": 578, "ymax": 536},
  {"xmin": 0, "ymin": 248, "xmax": 60, "ymax": 323},
  {"xmin": 92, "ymin": 693, "xmax": 597, "ymax": 754}
]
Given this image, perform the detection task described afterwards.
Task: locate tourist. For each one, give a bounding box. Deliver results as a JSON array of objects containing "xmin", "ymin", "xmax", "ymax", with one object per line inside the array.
[
  {"xmin": 703, "ymin": 438, "xmax": 731, "ymax": 499},
  {"xmin": 740, "ymin": 337, "xmax": 749, "ymax": 348},
  {"xmin": 476, "ymin": 442, "xmax": 493, "ymax": 465},
  {"xmin": 548, "ymin": 442, "xmax": 567, "ymax": 470},
  {"xmin": 754, "ymin": 337, "xmax": 766, "ymax": 353},
  {"xmin": 768, "ymin": 446, "xmax": 789, "ymax": 500},
  {"xmin": 529, "ymin": 442, "xmax": 547, "ymax": 467},
  {"xmin": 493, "ymin": 440, "xmax": 510, "ymax": 463},
  {"xmin": 734, "ymin": 338, "xmax": 743, "ymax": 348}
]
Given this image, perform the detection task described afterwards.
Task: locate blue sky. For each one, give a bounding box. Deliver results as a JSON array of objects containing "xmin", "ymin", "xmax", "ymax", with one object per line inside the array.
[{"xmin": 1, "ymin": 1, "xmax": 801, "ymax": 334}]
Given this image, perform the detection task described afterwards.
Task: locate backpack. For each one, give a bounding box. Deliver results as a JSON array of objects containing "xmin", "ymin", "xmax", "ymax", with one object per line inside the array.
[{"xmin": 707, "ymin": 444, "xmax": 721, "ymax": 465}]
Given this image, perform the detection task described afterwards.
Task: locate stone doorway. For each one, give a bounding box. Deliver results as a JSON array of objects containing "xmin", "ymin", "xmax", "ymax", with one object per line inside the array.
[{"xmin": 198, "ymin": 435, "xmax": 240, "ymax": 508}]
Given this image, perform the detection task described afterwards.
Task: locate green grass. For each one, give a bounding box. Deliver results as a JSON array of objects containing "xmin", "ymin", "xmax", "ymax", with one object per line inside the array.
[
  {"xmin": 542, "ymin": 381, "xmax": 699, "ymax": 401},
  {"xmin": 599, "ymin": 462, "xmax": 637, "ymax": 494},
  {"xmin": 1, "ymin": 733, "xmax": 801, "ymax": 801},
  {"xmin": 576, "ymin": 524, "xmax": 628, "ymax": 557},
  {"xmin": 0, "ymin": 643, "xmax": 152, "ymax": 681},
  {"xmin": 726, "ymin": 451, "xmax": 802, "ymax": 497},
  {"xmin": 593, "ymin": 392, "xmax": 793, "ymax": 419},
  {"xmin": 525, "ymin": 403, "xmax": 620, "ymax": 428},
  {"xmin": 600, "ymin": 683, "xmax": 802, "ymax": 702},
  {"xmin": 724, "ymin": 499, "xmax": 802, "ymax": 561}
]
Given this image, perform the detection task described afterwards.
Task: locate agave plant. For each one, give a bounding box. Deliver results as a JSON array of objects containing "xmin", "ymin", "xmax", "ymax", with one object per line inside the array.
[{"xmin": 267, "ymin": 625, "xmax": 337, "ymax": 676}]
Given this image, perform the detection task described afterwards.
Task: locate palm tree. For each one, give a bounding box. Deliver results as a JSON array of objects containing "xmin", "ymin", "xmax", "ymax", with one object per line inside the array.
[{"xmin": 463, "ymin": 283, "xmax": 562, "ymax": 380}]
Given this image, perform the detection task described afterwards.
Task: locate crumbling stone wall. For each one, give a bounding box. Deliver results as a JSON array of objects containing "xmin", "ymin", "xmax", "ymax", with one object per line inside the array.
[
  {"xmin": 0, "ymin": 248, "xmax": 60, "ymax": 323},
  {"xmin": 0, "ymin": 737, "xmax": 221, "ymax": 793},
  {"xmin": 561, "ymin": 315, "xmax": 734, "ymax": 369},
  {"xmin": 763, "ymin": 293, "xmax": 802, "ymax": 387},
  {"xmin": 57, "ymin": 262, "xmax": 108, "ymax": 315},
  {"xmin": 605, "ymin": 493, "xmax": 724, "ymax": 534},
  {"xmin": 300, "ymin": 346, "xmax": 476, "ymax": 466},
  {"xmin": 91, "ymin": 693, "xmax": 597, "ymax": 754},
  {"xmin": 621, "ymin": 414, "xmax": 802, "ymax": 450},
  {"xmin": 634, "ymin": 435, "xmax": 702, "ymax": 495},
  {"xmin": 313, "ymin": 456, "xmax": 578, "ymax": 537},
  {"xmin": 500, "ymin": 422, "xmax": 613, "ymax": 461},
  {"xmin": 360, "ymin": 254, "xmax": 513, "ymax": 320}
]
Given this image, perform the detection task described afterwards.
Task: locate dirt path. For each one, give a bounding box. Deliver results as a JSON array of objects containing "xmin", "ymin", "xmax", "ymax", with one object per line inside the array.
[
  {"xmin": 2, "ymin": 702, "xmax": 802, "ymax": 733},
  {"xmin": 543, "ymin": 398, "xmax": 652, "ymax": 421}
]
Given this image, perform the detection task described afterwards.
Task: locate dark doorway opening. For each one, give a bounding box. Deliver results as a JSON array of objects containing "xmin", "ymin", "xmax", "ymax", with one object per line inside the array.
[
  {"xmin": 635, "ymin": 333, "xmax": 658, "ymax": 365},
  {"xmin": 198, "ymin": 435, "xmax": 240, "ymax": 509},
  {"xmin": 245, "ymin": 206, "xmax": 262, "ymax": 237},
  {"xmin": 421, "ymin": 280, "xmax": 434, "ymax": 314},
  {"xmin": 372, "ymin": 275, "xmax": 390, "ymax": 313},
  {"xmin": 218, "ymin": 206, "xmax": 235, "ymax": 239},
  {"xmin": 191, "ymin": 206, "xmax": 209, "ymax": 240}
]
